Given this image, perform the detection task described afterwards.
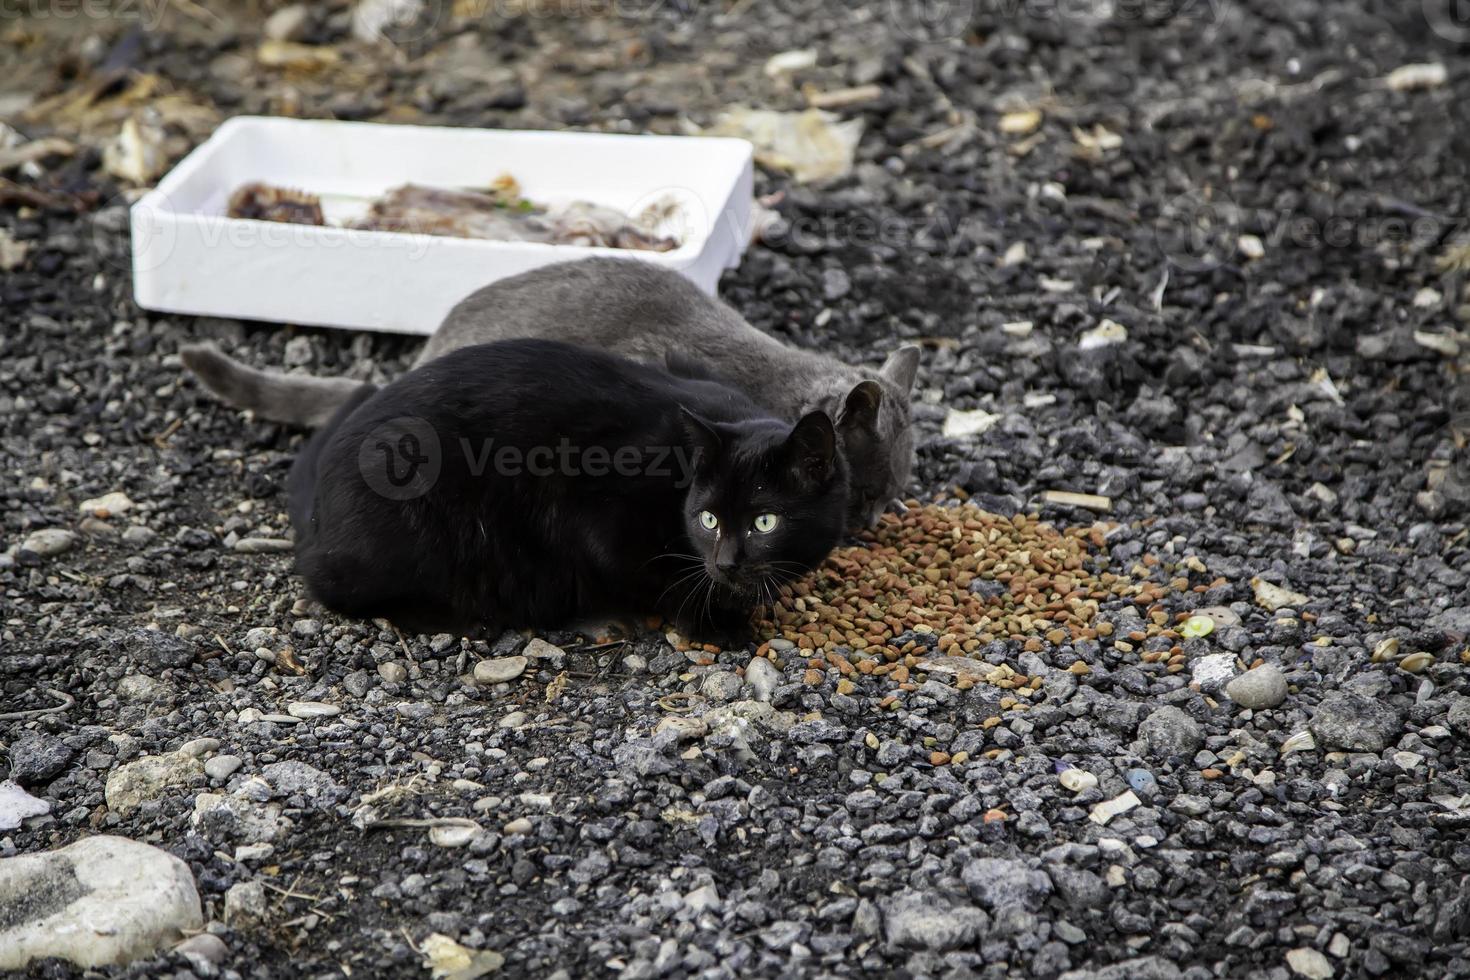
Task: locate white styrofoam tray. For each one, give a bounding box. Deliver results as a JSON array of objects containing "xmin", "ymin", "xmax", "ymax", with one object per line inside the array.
[{"xmin": 131, "ymin": 116, "xmax": 754, "ymax": 334}]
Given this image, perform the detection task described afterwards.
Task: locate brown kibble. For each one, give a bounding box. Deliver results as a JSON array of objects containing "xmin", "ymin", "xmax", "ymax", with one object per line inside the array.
[
  {"xmin": 1201, "ymin": 768, "xmax": 1223, "ymax": 779},
  {"xmin": 747, "ymin": 503, "xmax": 1178, "ymax": 695}
]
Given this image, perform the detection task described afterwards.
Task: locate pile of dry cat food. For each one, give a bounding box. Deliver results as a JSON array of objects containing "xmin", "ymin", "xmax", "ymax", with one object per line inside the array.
[
  {"xmin": 753, "ymin": 501, "xmax": 1194, "ymax": 695},
  {"xmin": 226, "ymin": 175, "xmax": 679, "ymax": 251}
]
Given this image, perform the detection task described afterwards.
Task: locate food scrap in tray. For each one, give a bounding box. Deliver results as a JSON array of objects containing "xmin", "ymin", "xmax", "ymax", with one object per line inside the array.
[{"xmin": 225, "ymin": 173, "xmax": 679, "ymax": 252}]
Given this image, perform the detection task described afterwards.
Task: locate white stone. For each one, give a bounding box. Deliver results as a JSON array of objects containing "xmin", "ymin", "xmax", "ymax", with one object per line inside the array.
[
  {"xmin": 1286, "ymin": 946, "xmax": 1334, "ymax": 979},
  {"xmin": 286, "ymin": 701, "xmax": 341, "ymax": 719},
  {"xmin": 522, "ymin": 638, "xmax": 566, "ymax": 660},
  {"xmin": 429, "ymin": 822, "xmax": 480, "ymax": 848},
  {"xmin": 105, "ymin": 752, "xmax": 204, "ymax": 814},
  {"xmin": 263, "ymin": 3, "xmax": 310, "ymax": 41},
  {"xmin": 1089, "ymin": 790, "xmax": 1141, "ymax": 826},
  {"xmin": 1058, "ymin": 769, "xmax": 1098, "ymax": 793},
  {"xmin": 0, "ymin": 780, "xmax": 50, "ymax": 831},
  {"xmin": 1385, "ymin": 62, "xmax": 1446, "ymax": 91},
  {"xmin": 78, "ymin": 491, "xmax": 133, "ymax": 517},
  {"xmin": 205, "ymin": 755, "xmax": 243, "ymax": 780},
  {"xmin": 1078, "ymin": 319, "xmax": 1127, "ymax": 350},
  {"xmin": 743, "ymin": 657, "xmax": 782, "ymax": 702},
  {"xmin": 178, "ymin": 737, "xmax": 221, "ymax": 757},
  {"xmin": 1190, "ymin": 653, "xmax": 1238, "ymax": 694},
  {"xmin": 1225, "ymin": 663, "xmax": 1289, "ymax": 709},
  {"xmin": 223, "ymin": 880, "xmax": 268, "ymax": 928},
  {"xmin": 20, "ymin": 528, "xmax": 76, "ymax": 557},
  {"xmin": 474, "ymin": 656, "xmax": 527, "ymax": 684},
  {"xmin": 942, "ymin": 408, "xmax": 1001, "ymax": 439},
  {"xmin": 191, "ymin": 792, "xmax": 289, "ymax": 843},
  {"xmin": 0, "ymin": 835, "xmax": 202, "ymax": 970}
]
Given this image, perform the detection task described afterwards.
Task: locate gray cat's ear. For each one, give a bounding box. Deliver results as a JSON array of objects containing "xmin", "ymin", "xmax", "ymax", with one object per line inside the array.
[
  {"xmin": 679, "ymin": 408, "xmax": 723, "ymax": 470},
  {"xmin": 783, "ymin": 411, "xmax": 837, "ymax": 485},
  {"xmin": 838, "ymin": 380, "xmax": 883, "ymax": 432},
  {"xmin": 879, "ymin": 345, "xmax": 921, "ymax": 392}
]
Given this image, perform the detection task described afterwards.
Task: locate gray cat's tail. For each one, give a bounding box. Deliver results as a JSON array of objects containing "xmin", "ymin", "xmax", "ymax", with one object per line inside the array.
[{"xmin": 179, "ymin": 343, "xmax": 363, "ymax": 429}]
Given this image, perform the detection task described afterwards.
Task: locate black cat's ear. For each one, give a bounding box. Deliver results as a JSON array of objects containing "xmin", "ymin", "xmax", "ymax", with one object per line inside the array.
[
  {"xmin": 783, "ymin": 411, "xmax": 837, "ymax": 486},
  {"xmin": 679, "ymin": 408, "xmax": 723, "ymax": 471},
  {"xmin": 879, "ymin": 345, "xmax": 921, "ymax": 392},
  {"xmin": 838, "ymin": 380, "xmax": 882, "ymax": 432}
]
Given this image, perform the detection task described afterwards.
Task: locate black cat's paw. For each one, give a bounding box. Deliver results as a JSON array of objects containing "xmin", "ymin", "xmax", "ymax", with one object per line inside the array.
[{"xmin": 675, "ymin": 606, "xmax": 754, "ymax": 650}]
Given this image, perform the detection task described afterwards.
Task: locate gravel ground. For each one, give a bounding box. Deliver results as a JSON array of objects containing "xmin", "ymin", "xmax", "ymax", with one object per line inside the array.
[{"xmin": 4, "ymin": 1, "xmax": 1470, "ymax": 977}]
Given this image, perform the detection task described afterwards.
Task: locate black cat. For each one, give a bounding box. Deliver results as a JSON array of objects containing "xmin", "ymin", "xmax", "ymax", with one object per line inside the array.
[{"xmin": 287, "ymin": 339, "xmax": 853, "ymax": 643}]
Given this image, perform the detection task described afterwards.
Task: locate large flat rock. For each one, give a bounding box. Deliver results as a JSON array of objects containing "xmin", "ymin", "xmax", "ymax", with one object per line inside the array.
[{"xmin": 0, "ymin": 835, "xmax": 203, "ymax": 970}]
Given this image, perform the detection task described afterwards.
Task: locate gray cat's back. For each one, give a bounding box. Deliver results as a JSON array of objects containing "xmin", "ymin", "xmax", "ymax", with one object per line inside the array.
[{"xmin": 421, "ymin": 257, "xmax": 820, "ymax": 375}]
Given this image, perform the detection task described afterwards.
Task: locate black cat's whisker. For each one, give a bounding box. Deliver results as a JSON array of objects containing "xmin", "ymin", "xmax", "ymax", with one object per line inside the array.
[
  {"xmin": 670, "ymin": 569, "xmax": 712, "ymax": 637},
  {"xmin": 641, "ymin": 550, "xmax": 703, "ymax": 571},
  {"xmin": 656, "ymin": 565, "xmax": 712, "ymax": 608}
]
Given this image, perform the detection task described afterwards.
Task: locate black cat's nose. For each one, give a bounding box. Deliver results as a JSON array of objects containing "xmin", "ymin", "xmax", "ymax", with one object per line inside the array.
[{"xmin": 715, "ymin": 557, "xmax": 738, "ymax": 575}]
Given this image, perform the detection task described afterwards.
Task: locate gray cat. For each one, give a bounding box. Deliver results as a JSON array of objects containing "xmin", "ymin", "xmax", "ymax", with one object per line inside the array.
[{"xmin": 181, "ymin": 257, "xmax": 920, "ymax": 527}]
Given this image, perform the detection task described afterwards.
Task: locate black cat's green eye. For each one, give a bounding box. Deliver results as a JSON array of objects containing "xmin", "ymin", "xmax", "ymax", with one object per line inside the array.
[
  {"xmin": 753, "ymin": 513, "xmax": 780, "ymax": 533},
  {"xmin": 699, "ymin": 511, "xmax": 719, "ymax": 530}
]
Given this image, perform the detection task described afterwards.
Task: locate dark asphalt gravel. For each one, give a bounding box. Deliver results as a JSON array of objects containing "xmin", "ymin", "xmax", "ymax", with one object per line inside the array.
[{"xmin": 3, "ymin": 1, "xmax": 1470, "ymax": 978}]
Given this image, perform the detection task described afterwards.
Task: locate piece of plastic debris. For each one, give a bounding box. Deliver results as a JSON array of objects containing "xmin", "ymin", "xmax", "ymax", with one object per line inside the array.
[
  {"xmin": 942, "ymin": 407, "xmax": 1001, "ymax": 439},
  {"xmin": 1089, "ymin": 790, "xmax": 1140, "ymax": 825},
  {"xmin": 256, "ymin": 40, "xmax": 342, "ymax": 70},
  {"xmin": 1250, "ymin": 577, "xmax": 1309, "ymax": 612},
  {"xmin": 1058, "ymin": 769, "xmax": 1098, "ymax": 793},
  {"xmin": 1237, "ymin": 234, "xmax": 1265, "ymax": 259},
  {"xmin": 102, "ymin": 113, "xmax": 168, "ymax": 185},
  {"xmin": 421, "ymin": 933, "xmax": 504, "ymax": 980},
  {"xmin": 698, "ymin": 107, "xmax": 862, "ymax": 184},
  {"xmin": 1279, "ymin": 730, "xmax": 1316, "ymax": 755},
  {"xmin": 763, "ymin": 49, "xmax": 817, "ymax": 77},
  {"xmin": 1042, "ymin": 490, "xmax": 1112, "ymax": 513},
  {"xmin": 1413, "ymin": 330, "xmax": 1461, "ymax": 357},
  {"xmin": 1180, "ymin": 615, "xmax": 1215, "ymax": 639},
  {"xmin": 1078, "ymin": 318, "xmax": 1127, "ymax": 350},
  {"xmin": 999, "ymin": 109, "xmax": 1042, "ymax": 135},
  {"xmin": 1398, "ymin": 652, "xmax": 1434, "ymax": 674},
  {"xmin": 1385, "ymin": 62, "xmax": 1447, "ymax": 92},
  {"xmin": 1196, "ymin": 606, "xmax": 1240, "ymax": 628},
  {"xmin": 0, "ymin": 780, "xmax": 51, "ymax": 831},
  {"xmin": 1125, "ymin": 769, "xmax": 1158, "ymax": 795},
  {"xmin": 1072, "ymin": 124, "xmax": 1121, "ymax": 157},
  {"xmin": 807, "ymin": 85, "xmax": 883, "ymax": 110},
  {"xmin": 0, "ymin": 228, "xmax": 29, "ymax": 272}
]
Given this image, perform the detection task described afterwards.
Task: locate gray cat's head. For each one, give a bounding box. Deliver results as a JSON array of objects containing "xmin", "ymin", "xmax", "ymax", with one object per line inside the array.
[{"xmin": 809, "ymin": 345, "xmax": 920, "ymax": 529}]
